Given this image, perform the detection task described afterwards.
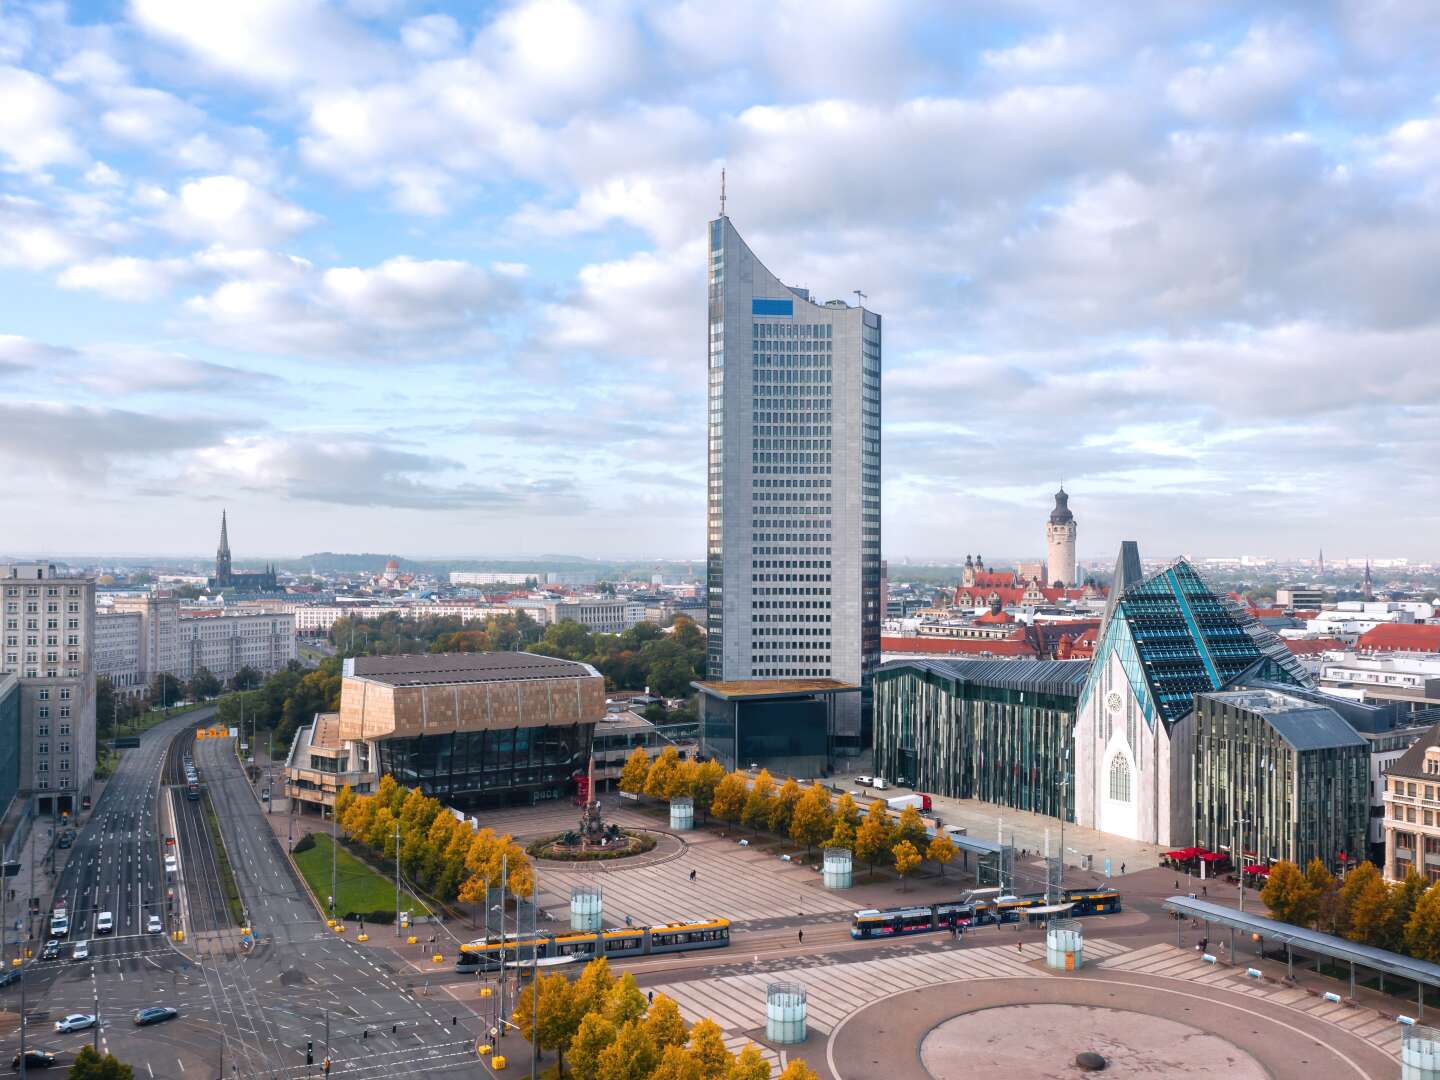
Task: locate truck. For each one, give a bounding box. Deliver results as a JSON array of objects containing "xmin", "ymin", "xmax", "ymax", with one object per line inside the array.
[{"xmin": 886, "ymin": 793, "xmax": 932, "ymax": 813}]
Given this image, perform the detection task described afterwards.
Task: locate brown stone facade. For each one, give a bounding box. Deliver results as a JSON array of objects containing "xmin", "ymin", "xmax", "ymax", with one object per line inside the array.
[{"xmin": 337, "ymin": 672, "xmax": 607, "ymax": 741}]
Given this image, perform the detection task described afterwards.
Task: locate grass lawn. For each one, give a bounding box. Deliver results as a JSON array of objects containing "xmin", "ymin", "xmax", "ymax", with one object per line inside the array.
[{"xmin": 292, "ymin": 831, "xmax": 430, "ymax": 920}]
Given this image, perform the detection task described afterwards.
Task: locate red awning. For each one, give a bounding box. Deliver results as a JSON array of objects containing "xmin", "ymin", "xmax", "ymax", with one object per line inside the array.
[
  {"xmin": 1197, "ymin": 852, "xmax": 1226, "ymax": 862},
  {"xmin": 1243, "ymin": 864, "xmax": 1271, "ymax": 876},
  {"xmin": 1163, "ymin": 847, "xmax": 1203, "ymax": 860}
]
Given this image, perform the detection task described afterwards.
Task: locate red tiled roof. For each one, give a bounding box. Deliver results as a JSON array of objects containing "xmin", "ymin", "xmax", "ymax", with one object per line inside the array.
[
  {"xmin": 974, "ymin": 611, "xmax": 1016, "ymax": 624},
  {"xmin": 1357, "ymin": 624, "xmax": 1440, "ymax": 653},
  {"xmin": 971, "ymin": 571, "xmax": 1017, "ymax": 588},
  {"xmin": 1283, "ymin": 638, "xmax": 1347, "ymax": 655},
  {"xmin": 881, "ymin": 634, "xmax": 1038, "ymax": 658}
]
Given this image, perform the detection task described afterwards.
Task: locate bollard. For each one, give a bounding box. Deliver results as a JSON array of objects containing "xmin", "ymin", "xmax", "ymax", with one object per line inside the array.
[
  {"xmin": 491, "ymin": 1055, "xmax": 507, "ymax": 1070},
  {"xmin": 479, "ymin": 987, "xmax": 493, "ymax": 998},
  {"xmin": 1202, "ymin": 953, "xmax": 1217, "ymax": 964},
  {"xmin": 407, "ymin": 935, "xmax": 417, "ymax": 945},
  {"xmin": 1399, "ymin": 1015, "xmax": 1417, "ymax": 1026},
  {"xmin": 478, "ymin": 1044, "xmax": 492, "ymax": 1056},
  {"xmin": 1247, "ymin": 968, "xmax": 1262, "ymax": 979},
  {"xmin": 356, "ymin": 933, "xmax": 369, "ymax": 943},
  {"xmin": 1323, "ymin": 992, "xmax": 1342, "ymax": 1004},
  {"xmin": 432, "ymin": 953, "xmax": 444, "ymax": 963}
]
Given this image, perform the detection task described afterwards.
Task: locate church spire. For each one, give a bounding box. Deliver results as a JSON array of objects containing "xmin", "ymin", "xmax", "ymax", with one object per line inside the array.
[{"xmin": 215, "ymin": 509, "xmax": 233, "ymax": 584}]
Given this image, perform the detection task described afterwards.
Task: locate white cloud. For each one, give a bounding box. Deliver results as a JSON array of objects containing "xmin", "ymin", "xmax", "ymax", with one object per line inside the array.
[
  {"xmin": 57, "ymin": 255, "xmax": 198, "ymax": 301},
  {"xmin": 154, "ymin": 175, "xmax": 318, "ymax": 245},
  {"xmin": 128, "ymin": 0, "xmax": 391, "ymax": 88},
  {"xmin": 0, "ymin": 194, "xmax": 94, "ymax": 269},
  {"xmin": 1167, "ymin": 23, "xmax": 1322, "ymax": 123},
  {"xmin": 400, "ymin": 14, "xmax": 461, "ymax": 57},
  {"xmin": 0, "ymin": 65, "xmax": 83, "ymax": 171}
]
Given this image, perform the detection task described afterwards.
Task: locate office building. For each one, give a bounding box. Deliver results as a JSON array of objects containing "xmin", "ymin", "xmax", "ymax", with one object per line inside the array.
[
  {"xmin": 287, "ymin": 651, "xmax": 607, "ymax": 811},
  {"xmin": 1, "ymin": 563, "xmax": 96, "ymax": 817},
  {"xmin": 94, "ymin": 608, "xmax": 144, "ymax": 695},
  {"xmin": 1045, "ymin": 486, "xmax": 1077, "ymax": 587},
  {"xmin": 704, "ymin": 211, "xmax": 881, "ymax": 749},
  {"xmin": 538, "ymin": 598, "xmax": 645, "ymax": 635},
  {"xmin": 98, "ymin": 595, "xmax": 296, "ymax": 691},
  {"xmin": 0, "ymin": 675, "xmax": 20, "ymax": 826},
  {"xmin": 1192, "ymin": 689, "xmax": 1369, "ymax": 872}
]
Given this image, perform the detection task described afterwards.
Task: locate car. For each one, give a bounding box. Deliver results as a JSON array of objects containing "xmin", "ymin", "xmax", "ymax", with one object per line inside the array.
[
  {"xmin": 133, "ymin": 1006, "xmax": 178, "ymax": 1026},
  {"xmin": 95, "ymin": 911, "xmax": 114, "ymax": 935},
  {"xmin": 57, "ymin": 834, "xmax": 73, "ymax": 850},
  {"xmin": 146, "ymin": 914, "xmax": 163, "ymax": 934},
  {"xmin": 41, "ymin": 940, "xmax": 61, "ymax": 960},
  {"xmin": 11, "ymin": 1049, "xmax": 56, "ymax": 1069},
  {"xmin": 854, "ymin": 775, "xmax": 874, "ymax": 786},
  {"xmin": 0, "ymin": 967, "xmax": 21, "ymax": 989},
  {"xmin": 260, "ymin": 790, "xmax": 270, "ymax": 801},
  {"xmin": 164, "ymin": 856, "xmax": 178, "ymax": 874},
  {"xmin": 55, "ymin": 1013, "xmax": 96, "ymax": 1033},
  {"xmin": 70, "ymin": 941, "xmax": 89, "ymax": 961},
  {"xmin": 49, "ymin": 915, "xmax": 69, "ymax": 938}
]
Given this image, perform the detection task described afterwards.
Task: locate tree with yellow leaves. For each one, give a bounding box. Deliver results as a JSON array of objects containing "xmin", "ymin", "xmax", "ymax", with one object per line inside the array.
[
  {"xmin": 642, "ymin": 994, "xmax": 687, "ymax": 1051},
  {"xmin": 742, "ymin": 769, "xmax": 775, "ymax": 834},
  {"xmin": 666, "ymin": 759, "xmax": 700, "ymax": 800},
  {"xmin": 789, "ymin": 783, "xmax": 835, "ymax": 854},
  {"xmin": 645, "ymin": 746, "xmax": 682, "ymax": 799},
  {"xmin": 833, "ymin": 791, "xmax": 861, "ymax": 830},
  {"xmin": 651, "ymin": 1044, "xmax": 705, "ymax": 1080},
  {"xmin": 711, "ymin": 771, "xmax": 748, "ymax": 826},
  {"xmin": 727, "ymin": 1043, "xmax": 772, "ymax": 1080},
  {"xmin": 854, "ymin": 799, "xmax": 894, "ymax": 878},
  {"xmin": 596, "ymin": 1018, "xmax": 660, "ymax": 1080},
  {"xmin": 893, "ymin": 839, "xmax": 922, "ymax": 891},
  {"xmin": 825, "ymin": 819, "xmax": 856, "ymax": 852},
  {"xmin": 619, "ymin": 747, "xmax": 652, "ymax": 795},
  {"xmin": 572, "ymin": 956, "xmax": 615, "ymax": 1018},
  {"xmin": 692, "ymin": 760, "xmax": 726, "ymax": 823},
  {"xmin": 892, "ymin": 805, "xmax": 928, "ymax": 852},
  {"xmin": 569, "ymin": 1012, "xmax": 618, "ymax": 1080},
  {"xmin": 768, "ymin": 778, "xmax": 803, "ymax": 835},
  {"xmin": 603, "ymin": 972, "xmax": 649, "ymax": 1026},
  {"xmin": 513, "ymin": 971, "xmax": 580, "ymax": 1072},
  {"xmin": 686, "ymin": 1018, "xmax": 734, "ymax": 1076},
  {"xmin": 927, "ymin": 834, "xmax": 957, "ymax": 879},
  {"xmin": 777, "ymin": 1059, "xmax": 821, "ymax": 1080}
]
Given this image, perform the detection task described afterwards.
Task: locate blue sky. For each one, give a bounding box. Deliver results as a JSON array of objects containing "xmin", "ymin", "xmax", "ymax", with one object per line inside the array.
[{"xmin": 1, "ymin": 0, "xmax": 1438, "ymax": 562}]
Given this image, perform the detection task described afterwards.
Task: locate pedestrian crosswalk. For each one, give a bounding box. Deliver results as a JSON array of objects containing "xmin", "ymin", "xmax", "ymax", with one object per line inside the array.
[
  {"xmin": 1100, "ymin": 943, "xmax": 1406, "ymax": 1060},
  {"xmin": 647, "ymin": 937, "xmax": 1131, "ymax": 1037}
]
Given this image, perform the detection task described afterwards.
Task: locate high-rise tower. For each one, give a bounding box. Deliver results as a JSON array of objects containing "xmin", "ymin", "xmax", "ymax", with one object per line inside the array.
[
  {"xmin": 1045, "ymin": 486, "xmax": 1077, "ymax": 587},
  {"xmin": 705, "ymin": 212, "xmax": 881, "ymax": 737}
]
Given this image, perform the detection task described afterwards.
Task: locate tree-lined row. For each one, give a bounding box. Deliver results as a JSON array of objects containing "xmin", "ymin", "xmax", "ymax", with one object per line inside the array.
[
  {"xmin": 512, "ymin": 955, "xmax": 817, "ymax": 1080},
  {"xmin": 333, "ymin": 776, "xmax": 533, "ymax": 903},
  {"xmin": 620, "ymin": 749, "xmax": 957, "ymax": 884},
  {"xmin": 1262, "ymin": 859, "xmax": 1440, "ymax": 961}
]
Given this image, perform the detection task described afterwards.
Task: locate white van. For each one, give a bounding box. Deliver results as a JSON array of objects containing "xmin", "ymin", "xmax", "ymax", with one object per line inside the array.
[
  {"xmin": 873, "ymin": 777, "xmax": 889, "ymax": 791},
  {"xmin": 95, "ymin": 911, "xmax": 114, "ymax": 935},
  {"xmin": 49, "ymin": 913, "xmax": 69, "ymax": 938}
]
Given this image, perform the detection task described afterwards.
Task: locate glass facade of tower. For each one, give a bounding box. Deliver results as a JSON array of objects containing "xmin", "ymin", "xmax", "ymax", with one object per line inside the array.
[{"xmin": 704, "ymin": 216, "xmax": 880, "ymax": 731}]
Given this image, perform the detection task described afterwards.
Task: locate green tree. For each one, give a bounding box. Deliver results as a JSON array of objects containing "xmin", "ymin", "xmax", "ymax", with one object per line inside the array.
[
  {"xmin": 892, "ymin": 805, "xmax": 928, "ymax": 852},
  {"xmin": 569, "ymin": 1012, "xmax": 618, "ymax": 1080},
  {"xmin": 618, "ymin": 747, "xmax": 652, "ymax": 795},
  {"xmin": 711, "ymin": 772, "xmax": 749, "ymax": 826},
  {"xmin": 1261, "ymin": 860, "xmax": 1316, "ymax": 926},
  {"xmin": 927, "ymin": 834, "xmax": 957, "ymax": 878},
  {"xmin": 686, "ymin": 1018, "xmax": 735, "ymax": 1076},
  {"xmin": 1347, "ymin": 876, "xmax": 1397, "ymax": 948},
  {"xmin": 727, "ymin": 1043, "xmax": 773, "ymax": 1080},
  {"xmin": 187, "ymin": 667, "xmax": 222, "ymax": 699},
  {"xmin": 789, "ymin": 784, "xmax": 835, "ymax": 854},
  {"xmin": 768, "ymin": 778, "xmax": 803, "ymax": 835},
  {"xmin": 893, "ymin": 839, "xmax": 922, "ymax": 891},
  {"xmin": 151, "ymin": 672, "xmax": 184, "ymax": 706},
  {"xmin": 596, "ymin": 1018, "xmax": 660, "ymax": 1080},
  {"xmin": 692, "ymin": 760, "xmax": 726, "ymax": 822},
  {"xmin": 230, "ymin": 665, "xmax": 263, "ymax": 690},
  {"xmin": 854, "ymin": 800, "xmax": 894, "ymax": 877},
  {"xmin": 1405, "ymin": 881, "xmax": 1440, "ymax": 962},
  {"xmin": 642, "ymin": 993, "xmax": 687, "ymax": 1051},
  {"xmin": 645, "ymin": 746, "xmax": 682, "ymax": 800},
  {"xmin": 742, "ymin": 770, "xmax": 775, "ymax": 834},
  {"xmin": 66, "ymin": 1046, "xmax": 134, "ymax": 1079}
]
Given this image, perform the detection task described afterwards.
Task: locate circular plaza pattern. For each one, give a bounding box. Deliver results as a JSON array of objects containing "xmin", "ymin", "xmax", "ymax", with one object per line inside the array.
[{"xmin": 920, "ymin": 1004, "xmax": 1267, "ymax": 1080}]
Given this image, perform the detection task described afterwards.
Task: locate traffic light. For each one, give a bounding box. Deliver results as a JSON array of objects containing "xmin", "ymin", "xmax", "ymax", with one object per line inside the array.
[{"xmin": 306, "ymin": 1040, "xmax": 313, "ymax": 1066}]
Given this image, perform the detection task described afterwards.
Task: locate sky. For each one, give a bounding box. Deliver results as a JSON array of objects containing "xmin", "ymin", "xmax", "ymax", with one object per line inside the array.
[{"xmin": 1, "ymin": 0, "xmax": 1438, "ymax": 564}]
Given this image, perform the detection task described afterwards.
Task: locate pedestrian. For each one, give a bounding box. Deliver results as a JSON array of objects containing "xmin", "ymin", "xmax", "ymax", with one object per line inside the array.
[
  {"xmin": 625, "ymin": 915, "xmax": 633, "ymax": 927},
  {"xmin": 798, "ymin": 929, "xmax": 804, "ymax": 945},
  {"xmin": 1017, "ymin": 939, "xmax": 1023, "ymax": 954},
  {"xmin": 648, "ymin": 990, "xmax": 653, "ymax": 1004},
  {"xmin": 1120, "ymin": 862, "xmax": 1126, "ymax": 875},
  {"xmin": 1175, "ymin": 879, "xmax": 1180, "ymax": 890},
  {"xmin": 1202, "ymin": 885, "xmax": 1207, "ymax": 897},
  {"xmin": 689, "ymin": 869, "xmax": 697, "ymax": 882}
]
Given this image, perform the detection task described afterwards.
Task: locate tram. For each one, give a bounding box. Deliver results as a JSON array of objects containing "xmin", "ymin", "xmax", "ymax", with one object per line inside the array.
[
  {"xmin": 456, "ymin": 918, "xmax": 730, "ymax": 973},
  {"xmin": 851, "ymin": 888, "xmax": 1121, "ymax": 939}
]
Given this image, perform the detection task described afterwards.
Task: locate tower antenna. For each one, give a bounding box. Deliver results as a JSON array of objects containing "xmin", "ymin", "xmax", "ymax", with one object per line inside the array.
[
  {"xmin": 853, "ymin": 289, "xmax": 867, "ymax": 306},
  {"xmin": 719, "ymin": 168, "xmax": 726, "ymax": 217}
]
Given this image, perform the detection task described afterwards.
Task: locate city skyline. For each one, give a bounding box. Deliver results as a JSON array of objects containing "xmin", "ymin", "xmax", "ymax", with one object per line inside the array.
[{"xmin": 2, "ymin": 3, "xmax": 1439, "ymax": 559}]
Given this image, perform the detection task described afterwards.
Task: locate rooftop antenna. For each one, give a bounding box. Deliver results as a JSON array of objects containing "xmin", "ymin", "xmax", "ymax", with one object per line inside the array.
[
  {"xmin": 719, "ymin": 168, "xmax": 726, "ymax": 217},
  {"xmin": 853, "ymin": 289, "xmax": 867, "ymax": 307}
]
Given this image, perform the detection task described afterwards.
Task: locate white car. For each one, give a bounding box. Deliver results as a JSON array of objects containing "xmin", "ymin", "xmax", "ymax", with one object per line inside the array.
[
  {"xmin": 71, "ymin": 940, "xmax": 90, "ymax": 961},
  {"xmin": 95, "ymin": 911, "xmax": 114, "ymax": 935},
  {"xmin": 854, "ymin": 775, "xmax": 874, "ymax": 786},
  {"xmin": 146, "ymin": 915, "xmax": 163, "ymax": 934},
  {"xmin": 55, "ymin": 1013, "xmax": 96, "ymax": 1033}
]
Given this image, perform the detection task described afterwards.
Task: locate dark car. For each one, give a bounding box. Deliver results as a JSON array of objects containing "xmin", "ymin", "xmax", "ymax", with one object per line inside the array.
[
  {"xmin": 57, "ymin": 834, "xmax": 72, "ymax": 849},
  {"xmin": 0, "ymin": 967, "xmax": 20, "ymax": 989},
  {"xmin": 40, "ymin": 940, "xmax": 61, "ymax": 960},
  {"xmin": 12, "ymin": 1049, "xmax": 57, "ymax": 1069},
  {"xmin": 134, "ymin": 1006, "xmax": 179, "ymax": 1026}
]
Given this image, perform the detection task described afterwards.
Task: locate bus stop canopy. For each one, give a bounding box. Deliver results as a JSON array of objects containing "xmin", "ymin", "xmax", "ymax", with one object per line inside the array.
[{"xmin": 1165, "ymin": 895, "xmax": 1440, "ymax": 991}]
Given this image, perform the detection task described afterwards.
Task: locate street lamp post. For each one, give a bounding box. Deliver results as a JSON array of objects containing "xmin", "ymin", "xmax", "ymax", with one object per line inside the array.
[{"xmin": 1238, "ymin": 816, "xmax": 1250, "ymax": 914}]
